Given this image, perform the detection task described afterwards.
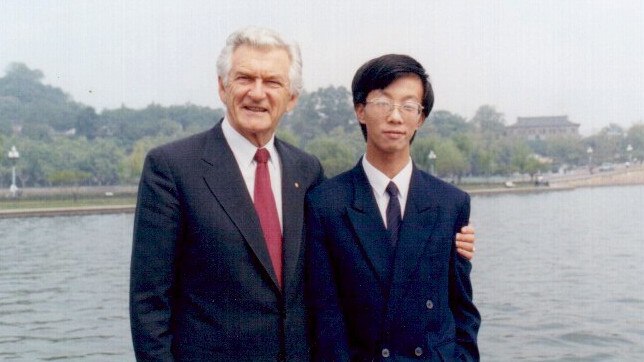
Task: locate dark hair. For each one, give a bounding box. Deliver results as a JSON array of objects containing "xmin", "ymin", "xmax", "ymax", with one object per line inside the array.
[{"xmin": 351, "ymin": 54, "xmax": 434, "ymax": 140}]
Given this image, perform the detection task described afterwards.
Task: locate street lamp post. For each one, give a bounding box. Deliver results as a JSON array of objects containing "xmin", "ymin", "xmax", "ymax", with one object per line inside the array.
[
  {"xmin": 586, "ymin": 146, "xmax": 593, "ymax": 174},
  {"xmin": 626, "ymin": 144, "xmax": 633, "ymax": 164},
  {"xmin": 428, "ymin": 150, "xmax": 437, "ymax": 176},
  {"xmin": 8, "ymin": 145, "xmax": 20, "ymax": 197}
]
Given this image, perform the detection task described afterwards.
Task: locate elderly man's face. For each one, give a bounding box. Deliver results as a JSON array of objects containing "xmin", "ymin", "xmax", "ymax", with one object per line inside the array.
[{"xmin": 218, "ymin": 44, "xmax": 297, "ymax": 147}]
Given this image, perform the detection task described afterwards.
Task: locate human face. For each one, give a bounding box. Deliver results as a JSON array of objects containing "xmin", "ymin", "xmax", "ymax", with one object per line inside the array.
[
  {"xmin": 218, "ymin": 45, "xmax": 297, "ymax": 147},
  {"xmin": 356, "ymin": 75, "xmax": 425, "ymax": 160}
]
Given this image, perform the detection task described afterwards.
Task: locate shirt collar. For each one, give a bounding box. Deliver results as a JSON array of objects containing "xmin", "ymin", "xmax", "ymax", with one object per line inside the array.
[
  {"xmin": 361, "ymin": 155, "xmax": 413, "ymax": 199},
  {"xmin": 222, "ymin": 117, "xmax": 278, "ymax": 166}
]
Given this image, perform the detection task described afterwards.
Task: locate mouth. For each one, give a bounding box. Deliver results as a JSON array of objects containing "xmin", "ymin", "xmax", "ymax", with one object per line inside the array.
[
  {"xmin": 383, "ymin": 130, "xmax": 406, "ymax": 139},
  {"xmin": 243, "ymin": 105, "xmax": 269, "ymax": 114}
]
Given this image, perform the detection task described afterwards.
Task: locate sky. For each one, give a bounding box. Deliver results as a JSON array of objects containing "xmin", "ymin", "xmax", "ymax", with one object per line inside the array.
[{"xmin": 1, "ymin": 0, "xmax": 643, "ymax": 135}]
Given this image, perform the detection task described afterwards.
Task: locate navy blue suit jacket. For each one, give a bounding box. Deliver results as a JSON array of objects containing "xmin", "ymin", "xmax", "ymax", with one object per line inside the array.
[
  {"xmin": 305, "ymin": 162, "xmax": 480, "ymax": 361},
  {"xmin": 130, "ymin": 121, "xmax": 324, "ymax": 361}
]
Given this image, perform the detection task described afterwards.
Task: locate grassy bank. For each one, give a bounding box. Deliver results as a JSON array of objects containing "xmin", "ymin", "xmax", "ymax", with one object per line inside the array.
[
  {"xmin": 2, "ymin": 166, "xmax": 642, "ymax": 215},
  {"xmin": 0, "ymin": 195, "xmax": 136, "ymax": 210}
]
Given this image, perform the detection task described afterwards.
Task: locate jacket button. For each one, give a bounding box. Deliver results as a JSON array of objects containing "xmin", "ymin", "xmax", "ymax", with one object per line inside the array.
[
  {"xmin": 426, "ymin": 299, "xmax": 434, "ymax": 309},
  {"xmin": 414, "ymin": 347, "xmax": 423, "ymax": 356},
  {"xmin": 381, "ymin": 348, "xmax": 390, "ymax": 358}
]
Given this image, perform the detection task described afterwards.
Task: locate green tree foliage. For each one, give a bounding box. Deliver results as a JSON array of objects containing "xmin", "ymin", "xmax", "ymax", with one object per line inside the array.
[
  {"xmin": 48, "ymin": 170, "xmax": 92, "ymax": 186},
  {"xmin": 100, "ymin": 104, "xmax": 222, "ymax": 150},
  {"xmin": 0, "ymin": 63, "xmax": 83, "ymax": 131},
  {"xmin": 626, "ymin": 123, "xmax": 644, "ymax": 161},
  {"xmin": 75, "ymin": 107, "xmax": 100, "ymax": 140},
  {"xmin": 412, "ymin": 137, "xmax": 468, "ymax": 180},
  {"xmin": 423, "ymin": 110, "xmax": 472, "ymax": 138},
  {"xmin": 469, "ymin": 105, "xmax": 506, "ymax": 136},
  {"xmin": 283, "ymin": 86, "xmax": 355, "ymax": 147},
  {"xmin": 2, "ymin": 63, "xmax": 642, "ymax": 188},
  {"xmin": 584, "ymin": 123, "xmax": 627, "ymax": 164},
  {"xmin": 508, "ymin": 142, "xmax": 549, "ymax": 177},
  {"xmin": 529, "ymin": 137, "xmax": 585, "ymax": 170},
  {"xmin": 306, "ymin": 130, "xmax": 364, "ymax": 177}
]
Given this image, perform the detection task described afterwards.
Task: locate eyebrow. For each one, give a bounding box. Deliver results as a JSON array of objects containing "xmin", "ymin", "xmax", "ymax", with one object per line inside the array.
[
  {"xmin": 376, "ymin": 91, "xmax": 421, "ymax": 103},
  {"xmin": 232, "ymin": 68, "xmax": 288, "ymax": 80}
]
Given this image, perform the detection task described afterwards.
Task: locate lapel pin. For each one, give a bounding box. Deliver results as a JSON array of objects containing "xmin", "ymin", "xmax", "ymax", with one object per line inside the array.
[{"xmin": 294, "ymin": 182, "xmax": 300, "ymax": 188}]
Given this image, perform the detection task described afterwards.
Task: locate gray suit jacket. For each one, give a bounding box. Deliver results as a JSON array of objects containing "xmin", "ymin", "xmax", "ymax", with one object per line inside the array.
[{"xmin": 130, "ymin": 120, "xmax": 324, "ymax": 361}]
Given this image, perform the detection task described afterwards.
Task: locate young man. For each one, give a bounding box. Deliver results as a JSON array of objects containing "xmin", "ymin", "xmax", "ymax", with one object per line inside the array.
[{"xmin": 306, "ymin": 54, "xmax": 480, "ymax": 361}]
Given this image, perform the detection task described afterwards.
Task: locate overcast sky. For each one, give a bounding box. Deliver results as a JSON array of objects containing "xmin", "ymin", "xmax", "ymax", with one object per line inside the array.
[{"xmin": 1, "ymin": 0, "xmax": 643, "ymax": 135}]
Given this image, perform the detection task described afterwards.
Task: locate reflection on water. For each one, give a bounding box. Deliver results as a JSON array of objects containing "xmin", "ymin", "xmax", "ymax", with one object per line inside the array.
[{"xmin": 0, "ymin": 185, "xmax": 643, "ymax": 360}]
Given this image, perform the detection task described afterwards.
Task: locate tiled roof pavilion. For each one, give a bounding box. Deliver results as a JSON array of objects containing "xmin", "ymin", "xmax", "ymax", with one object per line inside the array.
[{"xmin": 507, "ymin": 116, "xmax": 580, "ymax": 139}]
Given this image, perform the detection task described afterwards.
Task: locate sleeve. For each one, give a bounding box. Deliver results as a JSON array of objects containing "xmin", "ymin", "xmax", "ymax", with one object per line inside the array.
[
  {"xmin": 304, "ymin": 195, "xmax": 351, "ymax": 362},
  {"xmin": 129, "ymin": 149, "xmax": 181, "ymax": 362},
  {"xmin": 449, "ymin": 194, "xmax": 481, "ymax": 361}
]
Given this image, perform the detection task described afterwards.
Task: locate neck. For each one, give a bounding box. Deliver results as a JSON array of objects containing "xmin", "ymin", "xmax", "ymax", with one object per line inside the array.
[
  {"xmin": 246, "ymin": 133, "xmax": 271, "ymax": 148},
  {"xmin": 365, "ymin": 147, "xmax": 410, "ymax": 179}
]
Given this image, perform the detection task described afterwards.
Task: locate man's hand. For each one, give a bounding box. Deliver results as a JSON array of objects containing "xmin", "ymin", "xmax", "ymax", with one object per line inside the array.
[{"xmin": 456, "ymin": 225, "xmax": 476, "ymax": 260}]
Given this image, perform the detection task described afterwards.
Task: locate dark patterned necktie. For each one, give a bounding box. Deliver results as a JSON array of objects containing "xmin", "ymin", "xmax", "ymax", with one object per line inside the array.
[
  {"xmin": 385, "ymin": 181, "xmax": 401, "ymax": 247},
  {"xmin": 253, "ymin": 148, "xmax": 282, "ymax": 288}
]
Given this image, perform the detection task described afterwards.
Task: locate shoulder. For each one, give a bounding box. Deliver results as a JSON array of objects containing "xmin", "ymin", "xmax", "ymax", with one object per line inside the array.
[
  {"xmin": 275, "ymin": 137, "xmax": 319, "ymax": 165},
  {"xmin": 148, "ymin": 128, "xmax": 215, "ymax": 160},
  {"xmin": 306, "ymin": 167, "xmax": 356, "ymax": 206},
  {"xmin": 415, "ymin": 168, "xmax": 470, "ymax": 204},
  {"xmin": 275, "ymin": 137, "xmax": 324, "ymax": 180}
]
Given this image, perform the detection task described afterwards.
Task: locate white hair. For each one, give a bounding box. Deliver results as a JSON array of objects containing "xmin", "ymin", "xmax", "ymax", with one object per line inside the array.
[{"xmin": 216, "ymin": 26, "xmax": 303, "ymax": 96}]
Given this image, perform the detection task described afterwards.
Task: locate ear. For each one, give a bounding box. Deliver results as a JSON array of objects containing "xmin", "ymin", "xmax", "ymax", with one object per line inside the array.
[
  {"xmin": 417, "ymin": 116, "xmax": 425, "ymax": 129},
  {"xmin": 356, "ymin": 104, "xmax": 366, "ymax": 125},
  {"xmin": 286, "ymin": 93, "xmax": 299, "ymax": 112},
  {"xmin": 217, "ymin": 77, "xmax": 227, "ymax": 104}
]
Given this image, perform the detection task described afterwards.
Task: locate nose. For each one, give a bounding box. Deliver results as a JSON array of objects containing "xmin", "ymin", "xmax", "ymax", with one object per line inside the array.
[
  {"xmin": 248, "ymin": 79, "xmax": 267, "ymax": 99},
  {"xmin": 388, "ymin": 106, "xmax": 404, "ymax": 123}
]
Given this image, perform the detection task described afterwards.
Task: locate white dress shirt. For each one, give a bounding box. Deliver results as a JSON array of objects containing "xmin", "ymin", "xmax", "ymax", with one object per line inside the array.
[
  {"xmin": 221, "ymin": 117, "xmax": 283, "ymax": 229},
  {"xmin": 361, "ymin": 155, "xmax": 413, "ymax": 228}
]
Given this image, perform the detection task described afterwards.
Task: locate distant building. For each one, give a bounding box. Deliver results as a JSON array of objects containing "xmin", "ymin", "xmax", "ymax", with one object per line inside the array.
[{"xmin": 506, "ymin": 116, "xmax": 579, "ymax": 140}]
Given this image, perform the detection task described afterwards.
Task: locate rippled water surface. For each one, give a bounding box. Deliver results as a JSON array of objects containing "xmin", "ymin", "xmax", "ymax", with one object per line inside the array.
[
  {"xmin": 0, "ymin": 214, "xmax": 133, "ymax": 360},
  {"xmin": 472, "ymin": 185, "xmax": 644, "ymax": 361},
  {"xmin": 1, "ymin": 185, "xmax": 643, "ymax": 360}
]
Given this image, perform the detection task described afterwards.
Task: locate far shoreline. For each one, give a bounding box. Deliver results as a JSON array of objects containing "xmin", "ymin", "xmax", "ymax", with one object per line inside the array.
[{"xmin": 1, "ymin": 165, "xmax": 642, "ymax": 219}]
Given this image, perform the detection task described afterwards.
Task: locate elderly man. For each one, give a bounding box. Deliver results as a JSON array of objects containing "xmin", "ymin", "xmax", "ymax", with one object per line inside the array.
[{"xmin": 130, "ymin": 27, "xmax": 476, "ymax": 361}]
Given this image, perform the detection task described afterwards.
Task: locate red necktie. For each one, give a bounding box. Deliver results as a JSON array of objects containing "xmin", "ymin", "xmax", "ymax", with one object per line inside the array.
[{"xmin": 253, "ymin": 148, "xmax": 283, "ymax": 288}]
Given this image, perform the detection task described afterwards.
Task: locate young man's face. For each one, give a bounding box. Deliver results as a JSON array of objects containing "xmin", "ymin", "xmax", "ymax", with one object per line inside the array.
[
  {"xmin": 218, "ymin": 44, "xmax": 298, "ymax": 147},
  {"xmin": 356, "ymin": 74, "xmax": 425, "ymax": 159}
]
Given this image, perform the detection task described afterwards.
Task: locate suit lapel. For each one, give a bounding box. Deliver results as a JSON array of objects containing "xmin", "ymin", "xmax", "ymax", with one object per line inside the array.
[
  {"xmin": 200, "ymin": 122, "xmax": 280, "ymax": 290},
  {"xmin": 346, "ymin": 164, "xmax": 395, "ymax": 287},
  {"xmin": 388, "ymin": 167, "xmax": 439, "ymax": 310},
  {"xmin": 277, "ymin": 140, "xmax": 308, "ymax": 292}
]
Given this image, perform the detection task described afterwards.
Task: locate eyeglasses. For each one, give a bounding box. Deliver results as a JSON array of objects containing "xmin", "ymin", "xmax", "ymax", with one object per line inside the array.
[{"xmin": 366, "ymin": 98, "xmax": 424, "ymax": 118}]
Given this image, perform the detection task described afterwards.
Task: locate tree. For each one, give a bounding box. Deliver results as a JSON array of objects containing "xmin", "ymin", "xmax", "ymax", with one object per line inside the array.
[
  {"xmin": 78, "ymin": 139, "xmax": 125, "ymax": 185},
  {"xmin": 470, "ymin": 105, "xmax": 506, "ymax": 136},
  {"xmin": 75, "ymin": 107, "xmax": 100, "ymax": 140},
  {"xmin": 626, "ymin": 123, "xmax": 644, "ymax": 161},
  {"xmin": 531, "ymin": 137, "xmax": 584, "ymax": 170},
  {"xmin": 423, "ymin": 110, "xmax": 471, "ymax": 138},
  {"xmin": 48, "ymin": 170, "xmax": 92, "ymax": 186},
  {"xmin": 305, "ymin": 136, "xmax": 355, "ymax": 177},
  {"xmin": 283, "ymin": 86, "xmax": 355, "ymax": 146},
  {"xmin": 0, "ymin": 63, "xmax": 82, "ymax": 131},
  {"xmin": 412, "ymin": 137, "xmax": 468, "ymax": 181},
  {"xmin": 120, "ymin": 134, "xmax": 178, "ymax": 184},
  {"xmin": 508, "ymin": 142, "xmax": 548, "ymax": 178}
]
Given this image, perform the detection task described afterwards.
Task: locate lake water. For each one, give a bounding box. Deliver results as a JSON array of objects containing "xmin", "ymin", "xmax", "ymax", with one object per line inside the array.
[{"xmin": 1, "ymin": 185, "xmax": 643, "ymax": 361}]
